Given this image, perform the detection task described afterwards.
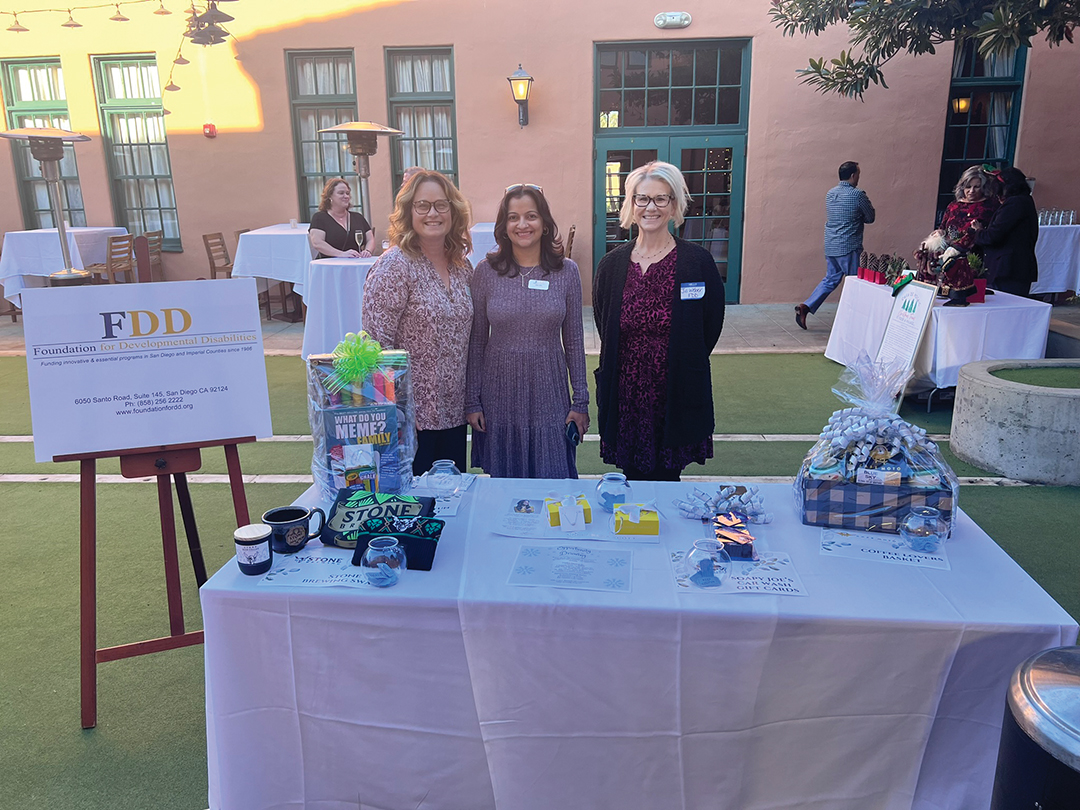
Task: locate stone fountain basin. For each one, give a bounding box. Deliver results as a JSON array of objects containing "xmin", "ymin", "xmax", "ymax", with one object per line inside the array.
[{"xmin": 951, "ymin": 360, "xmax": 1080, "ymax": 486}]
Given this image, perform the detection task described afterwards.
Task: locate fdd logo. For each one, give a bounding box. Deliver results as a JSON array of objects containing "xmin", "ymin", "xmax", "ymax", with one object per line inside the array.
[{"xmin": 100, "ymin": 309, "xmax": 192, "ymax": 339}]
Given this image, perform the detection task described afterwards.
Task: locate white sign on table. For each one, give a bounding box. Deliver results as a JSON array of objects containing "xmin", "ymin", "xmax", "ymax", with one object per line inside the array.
[
  {"xmin": 508, "ymin": 544, "xmax": 633, "ymax": 593},
  {"xmin": 22, "ymin": 278, "xmax": 272, "ymax": 461},
  {"xmin": 670, "ymin": 549, "xmax": 809, "ymax": 595},
  {"xmin": 874, "ymin": 279, "xmax": 937, "ymax": 373},
  {"xmin": 820, "ymin": 528, "xmax": 950, "ymax": 570}
]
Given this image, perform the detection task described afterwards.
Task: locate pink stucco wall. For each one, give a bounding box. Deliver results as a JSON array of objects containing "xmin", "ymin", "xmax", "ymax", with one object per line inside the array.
[{"xmin": 1, "ymin": 1, "xmax": 1076, "ymax": 304}]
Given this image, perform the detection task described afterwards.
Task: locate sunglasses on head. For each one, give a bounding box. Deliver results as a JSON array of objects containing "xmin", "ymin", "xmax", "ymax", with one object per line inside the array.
[{"xmin": 505, "ymin": 183, "xmax": 544, "ymax": 195}]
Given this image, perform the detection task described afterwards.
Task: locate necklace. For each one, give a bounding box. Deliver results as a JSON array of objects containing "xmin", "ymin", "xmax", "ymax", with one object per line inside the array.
[
  {"xmin": 633, "ymin": 236, "xmax": 674, "ymax": 265},
  {"xmin": 518, "ymin": 266, "xmax": 539, "ymax": 288}
]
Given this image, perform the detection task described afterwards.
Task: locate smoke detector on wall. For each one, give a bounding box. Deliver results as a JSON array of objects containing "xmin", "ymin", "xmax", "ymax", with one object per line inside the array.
[{"xmin": 654, "ymin": 11, "xmax": 691, "ymax": 29}]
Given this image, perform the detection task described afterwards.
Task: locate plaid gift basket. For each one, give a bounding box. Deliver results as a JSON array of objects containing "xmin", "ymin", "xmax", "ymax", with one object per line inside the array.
[
  {"xmin": 794, "ymin": 355, "xmax": 959, "ymax": 535},
  {"xmin": 308, "ymin": 331, "xmax": 417, "ymax": 501}
]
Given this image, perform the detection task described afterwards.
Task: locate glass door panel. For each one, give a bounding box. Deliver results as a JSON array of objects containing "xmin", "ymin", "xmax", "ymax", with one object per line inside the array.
[{"xmin": 593, "ymin": 137, "xmax": 663, "ymax": 270}]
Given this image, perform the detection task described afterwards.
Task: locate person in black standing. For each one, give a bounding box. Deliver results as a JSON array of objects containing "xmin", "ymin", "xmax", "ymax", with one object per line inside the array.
[{"xmin": 973, "ymin": 166, "xmax": 1038, "ymax": 297}]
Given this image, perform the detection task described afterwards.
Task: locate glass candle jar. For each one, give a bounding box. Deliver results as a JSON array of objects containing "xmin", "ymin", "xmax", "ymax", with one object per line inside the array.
[
  {"xmin": 596, "ymin": 473, "xmax": 632, "ymax": 513},
  {"xmin": 899, "ymin": 505, "xmax": 947, "ymax": 553},
  {"xmin": 685, "ymin": 539, "xmax": 732, "ymax": 589},
  {"xmin": 361, "ymin": 536, "xmax": 407, "ymax": 587},
  {"xmin": 234, "ymin": 523, "xmax": 273, "ymax": 576},
  {"xmin": 428, "ymin": 459, "xmax": 462, "ymax": 500}
]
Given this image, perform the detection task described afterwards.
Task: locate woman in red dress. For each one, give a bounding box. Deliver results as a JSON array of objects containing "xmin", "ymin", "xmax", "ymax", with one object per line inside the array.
[{"xmin": 937, "ymin": 165, "xmax": 1000, "ymax": 305}]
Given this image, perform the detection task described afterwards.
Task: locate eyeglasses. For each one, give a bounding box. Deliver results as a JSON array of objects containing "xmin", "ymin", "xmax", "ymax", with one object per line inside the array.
[
  {"xmin": 412, "ymin": 199, "xmax": 451, "ymax": 214},
  {"xmin": 505, "ymin": 183, "xmax": 544, "ymax": 195},
  {"xmin": 632, "ymin": 194, "xmax": 673, "ymax": 209}
]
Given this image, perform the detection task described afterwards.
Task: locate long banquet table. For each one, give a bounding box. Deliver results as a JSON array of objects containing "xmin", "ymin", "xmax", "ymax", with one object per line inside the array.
[
  {"xmin": 300, "ymin": 256, "xmax": 376, "ymax": 358},
  {"xmin": 202, "ymin": 479, "xmax": 1076, "ymax": 810},
  {"xmin": 0, "ymin": 226, "xmax": 128, "ymax": 306},
  {"xmin": 1031, "ymin": 223, "xmax": 1080, "ymax": 295},
  {"xmin": 825, "ymin": 276, "xmax": 1051, "ymax": 392}
]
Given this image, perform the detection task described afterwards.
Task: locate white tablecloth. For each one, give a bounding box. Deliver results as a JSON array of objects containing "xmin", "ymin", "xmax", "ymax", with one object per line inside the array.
[
  {"xmin": 300, "ymin": 257, "xmax": 376, "ymax": 358},
  {"xmin": 0, "ymin": 226, "xmax": 128, "ymax": 306},
  {"xmin": 469, "ymin": 221, "xmax": 497, "ymax": 265},
  {"xmin": 825, "ymin": 276, "xmax": 1052, "ymax": 391},
  {"xmin": 1030, "ymin": 224, "xmax": 1080, "ymax": 295},
  {"xmin": 202, "ymin": 479, "xmax": 1076, "ymax": 810},
  {"xmin": 232, "ymin": 223, "xmax": 315, "ymax": 297}
]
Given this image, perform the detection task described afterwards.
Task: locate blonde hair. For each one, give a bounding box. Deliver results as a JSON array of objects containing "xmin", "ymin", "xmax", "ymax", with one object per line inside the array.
[
  {"xmin": 387, "ymin": 170, "xmax": 472, "ymax": 264},
  {"xmin": 618, "ymin": 161, "xmax": 690, "ymax": 229}
]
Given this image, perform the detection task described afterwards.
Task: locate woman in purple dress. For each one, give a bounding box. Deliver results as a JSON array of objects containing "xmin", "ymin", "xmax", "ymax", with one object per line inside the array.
[
  {"xmin": 593, "ymin": 161, "xmax": 725, "ymax": 481},
  {"xmin": 465, "ymin": 184, "xmax": 589, "ymax": 478}
]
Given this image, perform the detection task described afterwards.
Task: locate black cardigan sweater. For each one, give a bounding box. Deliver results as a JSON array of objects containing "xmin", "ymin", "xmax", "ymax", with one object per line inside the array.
[
  {"xmin": 592, "ymin": 238, "xmax": 725, "ymax": 451},
  {"xmin": 973, "ymin": 194, "xmax": 1039, "ymax": 286}
]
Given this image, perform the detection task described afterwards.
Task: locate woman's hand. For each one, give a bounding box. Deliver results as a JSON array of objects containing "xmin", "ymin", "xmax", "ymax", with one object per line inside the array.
[
  {"xmin": 358, "ymin": 250, "xmax": 372, "ymax": 258},
  {"xmin": 467, "ymin": 411, "xmax": 486, "ymax": 433},
  {"xmin": 341, "ymin": 249, "xmax": 362, "ymax": 258},
  {"xmin": 970, "ymin": 220, "xmax": 983, "ymax": 231},
  {"xmin": 566, "ymin": 411, "xmax": 588, "ymax": 438}
]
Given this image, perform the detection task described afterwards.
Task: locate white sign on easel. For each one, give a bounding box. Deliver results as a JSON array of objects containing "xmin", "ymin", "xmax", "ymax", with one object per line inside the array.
[
  {"xmin": 22, "ymin": 278, "xmax": 273, "ymax": 461},
  {"xmin": 875, "ymin": 280, "xmax": 937, "ymax": 374}
]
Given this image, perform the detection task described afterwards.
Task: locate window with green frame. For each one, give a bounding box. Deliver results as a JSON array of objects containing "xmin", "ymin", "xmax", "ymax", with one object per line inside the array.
[
  {"xmin": 596, "ymin": 42, "xmax": 748, "ymax": 131},
  {"xmin": 286, "ymin": 50, "xmax": 360, "ymax": 222},
  {"xmin": 1, "ymin": 59, "xmax": 87, "ymax": 229},
  {"xmin": 92, "ymin": 55, "xmax": 180, "ymax": 249},
  {"xmin": 936, "ymin": 40, "xmax": 1026, "ymax": 223},
  {"xmin": 385, "ymin": 48, "xmax": 457, "ymax": 190}
]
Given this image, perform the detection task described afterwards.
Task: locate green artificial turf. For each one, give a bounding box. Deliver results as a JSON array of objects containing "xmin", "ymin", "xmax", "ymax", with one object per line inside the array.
[{"xmin": 991, "ymin": 367, "xmax": 1080, "ymax": 389}]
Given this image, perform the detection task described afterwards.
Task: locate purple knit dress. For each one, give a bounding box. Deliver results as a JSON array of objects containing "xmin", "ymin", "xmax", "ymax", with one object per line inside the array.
[
  {"xmin": 600, "ymin": 248, "xmax": 713, "ymax": 473},
  {"xmin": 465, "ymin": 258, "xmax": 589, "ymax": 478}
]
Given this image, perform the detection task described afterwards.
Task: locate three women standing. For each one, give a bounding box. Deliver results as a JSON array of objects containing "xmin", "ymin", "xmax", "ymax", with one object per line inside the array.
[
  {"xmin": 465, "ymin": 185, "xmax": 589, "ymax": 478},
  {"xmin": 362, "ymin": 170, "xmax": 473, "ymax": 475},
  {"xmin": 593, "ymin": 161, "xmax": 725, "ymax": 481}
]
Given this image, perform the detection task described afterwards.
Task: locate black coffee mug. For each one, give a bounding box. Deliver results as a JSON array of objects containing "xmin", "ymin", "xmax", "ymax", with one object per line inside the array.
[{"xmin": 261, "ymin": 506, "xmax": 326, "ymax": 554}]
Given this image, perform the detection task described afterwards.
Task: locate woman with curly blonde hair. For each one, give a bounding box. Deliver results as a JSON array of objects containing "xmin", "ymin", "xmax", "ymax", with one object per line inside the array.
[{"xmin": 362, "ymin": 170, "xmax": 474, "ymax": 474}]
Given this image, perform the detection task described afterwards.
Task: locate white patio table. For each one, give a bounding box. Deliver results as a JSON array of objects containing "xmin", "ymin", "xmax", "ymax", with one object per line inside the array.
[
  {"xmin": 825, "ymin": 276, "xmax": 1051, "ymax": 392},
  {"xmin": 202, "ymin": 479, "xmax": 1076, "ymax": 810},
  {"xmin": 1030, "ymin": 224, "xmax": 1080, "ymax": 295},
  {"xmin": 232, "ymin": 223, "xmax": 315, "ymax": 298},
  {"xmin": 300, "ymin": 256, "xmax": 376, "ymax": 358},
  {"xmin": 1, "ymin": 226, "xmax": 127, "ymax": 306}
]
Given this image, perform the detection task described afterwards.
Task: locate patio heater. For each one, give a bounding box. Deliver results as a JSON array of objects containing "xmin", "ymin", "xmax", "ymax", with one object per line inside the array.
[
  {"xmin": 0, "ymin": 126, "xmax": 92, "ymax": 286},
  {"xmin": 317, "ymin": 122, "xmax": 402, "ymax": 224}
]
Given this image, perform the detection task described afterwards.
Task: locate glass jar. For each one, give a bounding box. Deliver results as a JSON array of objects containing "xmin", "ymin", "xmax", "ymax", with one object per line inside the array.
[
  {"xmin": 899, "ymin": 505, "xmax": 947, "ymax": 553},
  {"xmin": 595, "ymin": 473, "xmax": 633, "ymax": 513},
  {"xmin": 428, "ymin": 459, "xmax": 462, "ymax": 500},
  {"xmin": 361, "ymin": 536, "xmax": 407, "ymax": 587},
  {"xmin": 685, "ymin": 539, "xmax": 732, "ymax": 589}
]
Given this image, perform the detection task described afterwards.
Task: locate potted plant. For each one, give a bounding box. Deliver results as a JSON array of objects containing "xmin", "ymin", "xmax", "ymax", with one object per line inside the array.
[{"xmin": 967, "ymin": 252, "xmax": 987, "ymax": 303}]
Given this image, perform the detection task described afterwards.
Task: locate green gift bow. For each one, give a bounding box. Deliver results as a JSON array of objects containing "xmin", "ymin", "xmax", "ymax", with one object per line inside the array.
[{"xmin": 326, "ymin": 331, "xmax": 383, "ymax": 394}]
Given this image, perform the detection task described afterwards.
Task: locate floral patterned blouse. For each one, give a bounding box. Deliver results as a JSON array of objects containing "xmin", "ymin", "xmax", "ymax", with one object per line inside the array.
[{"xmin": 361, "ymin": 246, "xmax": 473, "ymax": 431}]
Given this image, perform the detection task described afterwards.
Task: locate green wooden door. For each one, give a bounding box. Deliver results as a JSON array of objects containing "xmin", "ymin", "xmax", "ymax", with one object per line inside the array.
[{"xmin": 593, "ymin": 134, "xmax": 744, "ymax": 302}]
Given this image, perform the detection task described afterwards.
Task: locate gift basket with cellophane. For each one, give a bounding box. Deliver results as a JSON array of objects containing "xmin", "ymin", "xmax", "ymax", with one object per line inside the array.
[
  {"xmin": 307, "ymin": 331, "xmax": 417, "ymax": 501},
  {"xmin": 794, "ymin": 354, "xmax": 959, "ymax": 535}
]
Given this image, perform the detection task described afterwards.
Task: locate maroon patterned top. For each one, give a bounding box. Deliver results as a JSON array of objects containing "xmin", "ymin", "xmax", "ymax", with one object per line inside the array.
[
  {"xmin": 600, "ymin": 247, "xmax": 713, "ymax": 473},
  {"xmin": 939, "ymin": 197, "xmax": 999, "ymax": 289}
]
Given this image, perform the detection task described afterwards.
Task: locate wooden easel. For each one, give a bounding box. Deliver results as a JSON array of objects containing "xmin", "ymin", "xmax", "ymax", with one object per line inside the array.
[{"xmin": 55, "ymin": 436, "xmax": 255, "ymax": 729}]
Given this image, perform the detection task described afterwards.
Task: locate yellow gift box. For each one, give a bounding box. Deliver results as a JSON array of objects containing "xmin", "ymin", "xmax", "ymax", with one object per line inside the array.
[
  {"xmin": 545, "ymin": 496, "xmax": 592, "ymax": 527},
  {"xmin": 613, "ymin": 504, "xmax": 659, "ymax": 535}
]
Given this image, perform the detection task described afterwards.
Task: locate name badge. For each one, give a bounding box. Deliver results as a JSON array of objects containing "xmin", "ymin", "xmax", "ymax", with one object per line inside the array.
[
  {"xmin": 528, "ymin": 279, "xmax": 550, "ymax": 291},
  {"xmin": 680, "ymin": 282, "xmax": 705, "ymax": 300}
]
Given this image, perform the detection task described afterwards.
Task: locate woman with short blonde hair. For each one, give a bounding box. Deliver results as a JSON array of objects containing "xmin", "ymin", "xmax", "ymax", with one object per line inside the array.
[{"xmin": 593, "ymin": 160, "xmax": 725, "ymax": 481}]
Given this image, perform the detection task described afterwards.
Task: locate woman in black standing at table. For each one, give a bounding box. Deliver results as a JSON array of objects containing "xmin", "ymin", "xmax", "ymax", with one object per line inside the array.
[
  {"xmin": 973, "ymin": 166, "xmax": 1038, "ymax": 297},
  {"xmin": 593, "ymin": 160, "xmax": 725, "ymax": 481},
  {"xmin": 308, "ymin": 178, "xmax": 376, "ymax": 259}
]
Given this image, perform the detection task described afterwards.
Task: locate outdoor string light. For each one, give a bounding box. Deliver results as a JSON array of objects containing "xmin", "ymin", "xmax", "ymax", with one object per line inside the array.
[{"xmin": 1, "ymin": 0, "xmax": 203, "ymax": 32}]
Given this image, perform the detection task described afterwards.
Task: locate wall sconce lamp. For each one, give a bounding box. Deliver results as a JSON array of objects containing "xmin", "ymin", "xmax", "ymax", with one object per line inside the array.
[
  {"xmin": 508, "ymin": 64, "xmax": 533, "ymax": 128},
  {"xmin": 951, "ymin": 96, "xmax": 971, "ymax": 114}
]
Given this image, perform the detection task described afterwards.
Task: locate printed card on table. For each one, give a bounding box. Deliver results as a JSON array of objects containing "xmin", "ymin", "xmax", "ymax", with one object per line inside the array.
[
  {"xmin": 508, "ymin": 545, "xmax": 633, "ymax": 593},
  {"xmin": 670, "ymin": 550, "xmax": 808, "ymax": 596},
  {"xmin": 257, "ymin": 546, "xmax": 378, "ymax": 588},
  {"xmin": 820, "ymin": 528, "xmax": 950, "ymax": 570}
]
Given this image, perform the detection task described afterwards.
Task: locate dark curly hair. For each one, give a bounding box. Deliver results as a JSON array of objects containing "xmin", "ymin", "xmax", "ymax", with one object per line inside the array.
[
  {"xmin": 488, "ymin": 186, "xmax": 564, "ymax": 276},
  {"xmin": 998, "ymin": 166, "xmax": 1032, "ymax": 198}
]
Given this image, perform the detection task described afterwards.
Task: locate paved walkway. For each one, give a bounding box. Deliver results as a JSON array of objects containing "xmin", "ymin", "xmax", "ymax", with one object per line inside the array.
[{"xmin": 0, "ymin": 303, "xmax": 838, "ymax": 356}]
